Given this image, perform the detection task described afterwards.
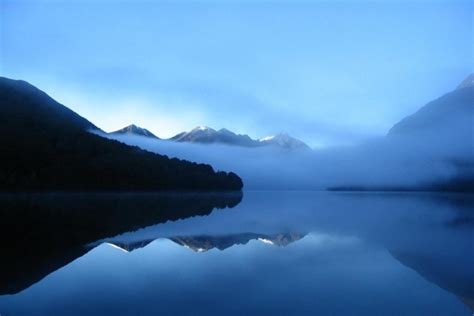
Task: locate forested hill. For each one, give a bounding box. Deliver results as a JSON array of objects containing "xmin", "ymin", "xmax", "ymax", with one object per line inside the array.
[{"xmin": 0, "ymin": 77, "xmax": 243, "ymax": 191}]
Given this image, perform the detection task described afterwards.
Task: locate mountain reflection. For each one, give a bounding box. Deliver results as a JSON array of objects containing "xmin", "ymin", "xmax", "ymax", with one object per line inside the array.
[
  {"xmin": 0, "ymin": 192, "xmax": 242, "ymax": 295},
  {"xmin": 171, "ymin": 232, "xmax": 305, "ymax": 252},
  {"xmin": 390, "ymin": 251, "xmax": 474, "ymax": 312},
  {"xmin": 101, "ymin": 232, "xmax": 306, "ymax": 253}
]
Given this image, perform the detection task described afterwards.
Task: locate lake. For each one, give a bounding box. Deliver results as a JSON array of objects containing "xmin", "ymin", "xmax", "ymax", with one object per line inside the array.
[{"xmin": 0, "ymin": 191, "xmax": 472, "ymax": 315}]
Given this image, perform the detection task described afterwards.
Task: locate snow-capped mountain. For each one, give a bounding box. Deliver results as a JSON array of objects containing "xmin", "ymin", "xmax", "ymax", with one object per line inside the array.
[
  {"xmin": 170, "ymin": 126, "xmax": 258, "ymax": 147},
  {"xmin": 259, "ymin": 133, "xmax": 310, "ymax": 150},
  {"xmin": 170, "ymin": 126, "xmax": 310, "ymax": 150},
  {"xmin": 110, "ymin": 124, "xmax": 159, "ymax": 139}
]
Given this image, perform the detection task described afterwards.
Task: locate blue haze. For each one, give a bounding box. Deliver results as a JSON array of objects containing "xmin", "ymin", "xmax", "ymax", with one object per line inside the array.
[{"xmin": 1, "ymin": 0, "xmax": 472, "ymax": 146}]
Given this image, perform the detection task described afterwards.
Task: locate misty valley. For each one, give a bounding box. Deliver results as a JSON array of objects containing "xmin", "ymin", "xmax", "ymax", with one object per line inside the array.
[
  {"xmin": 1, "ymin": 75, "xmax": 473, "ymax": 193},
  {"xmin": 1, "ymin": 1, "xmax": 473, "ymax": 314},
  {"xmin": 0, "ymin": 70, "xmax": 472, "ymax": 316},
  {"xmin": 0, "ymin": 69, "xmax": 472, "ymax": 316}
]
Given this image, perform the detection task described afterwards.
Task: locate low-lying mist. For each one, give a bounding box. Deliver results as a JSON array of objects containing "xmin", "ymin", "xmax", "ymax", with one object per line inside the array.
[{"xmin": 95, "ymin": 130, "xmax": 473, "ymax": 190}]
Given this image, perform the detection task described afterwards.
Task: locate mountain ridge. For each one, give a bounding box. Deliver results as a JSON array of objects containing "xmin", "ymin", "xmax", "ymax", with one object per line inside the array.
[
  {"xmin": 111, "ymin": 124, "xmax": 159, "ymax": 139},
  {"xmin": 334, "ymin": 74, "xmax": 473, "ymax": 192},
  {"xmin": 388, "ymin": 75, "xmax": 473, "ymax": 139},
  {"xmin": 114, "ymin": 123, "xmax": 311, "ymax": 150},
  {"xmin": 169, "ymin": 126, "xmax": 311, "ymax": 150},
  {"xmin": 456, "ymin": 73, "xmax": 474, "ymax": 90}
]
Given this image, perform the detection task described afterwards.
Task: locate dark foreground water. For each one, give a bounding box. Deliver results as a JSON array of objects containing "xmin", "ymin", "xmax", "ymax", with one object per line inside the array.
[{"xmin": 0, "ymin": 191, "xmax": 472, "ymax": 315}]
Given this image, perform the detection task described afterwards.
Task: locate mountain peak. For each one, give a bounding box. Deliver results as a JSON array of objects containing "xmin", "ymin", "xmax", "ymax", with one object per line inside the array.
[
  {"xmin": 388, "ymin": 78, "xmax": 473, "ymax": 138},
  {"xmin": 111, "ymin": 124, "xmax": 159, "ymax": 139},
  {"xmin": 259, "ymin": 133, "xmax": 310, "ymax": 150},
  {"xmin": 192, "ymin": 126, "xmax": 215, "ymax": 132},
  {"xmin": 259, "ymin": 135, "xmax": 275, "ymax": 142},
  {"xmin": 170, "ymin": 127, "xmax": 311, "ymax": 150},
  {"xmin": 456, "ymin": 73, "xmax": 474, "ymax": 90},
  {"xmin": 111, "ymin": 123, "xmax": 312, "ymax": 150},
  {"xmin": 170, "ymin": 126, "xmax": 219, "ymax": 143},
  {"xmin": 0, "ymin": 76, "xmax": 100, "ymax": 132}
]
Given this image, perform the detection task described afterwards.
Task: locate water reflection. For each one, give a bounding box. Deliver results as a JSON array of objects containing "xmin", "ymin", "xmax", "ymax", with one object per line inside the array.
[
  {"xmin": 0, "ymin": 191, "xmax": 472, "ymax": 315},
  {"xmin": 94, "ymin": 232, "xmax": 306, "ymax": 253},
  {"xmin": 0, "ymin": 192, "xmax": 242, "ymax": 295}
]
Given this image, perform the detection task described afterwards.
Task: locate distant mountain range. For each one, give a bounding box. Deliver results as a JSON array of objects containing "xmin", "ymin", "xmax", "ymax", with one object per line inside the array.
[
  {"xmin": 170, "ymin": 126, "xmax": 310, "ymax": 150},
  {"xmin": 0, "ymin": 77, "xmax": 242, "ymax": 191},
  {"xmin": 124, "ymin": 72, "xmax": 469, "ymax": 153},
  {"xmin": 170, "ymin": 126, "xmax": 259, "ymax": 147},
  {"xmin": 110, "ymin": 125, "xmax": 311, "ymax": 150}
]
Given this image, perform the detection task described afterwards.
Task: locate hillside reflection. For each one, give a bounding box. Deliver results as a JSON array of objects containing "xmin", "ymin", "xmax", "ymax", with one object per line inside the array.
[{"xmin": 0, "ymin": 192, "xmax": 242, "ymax": 294}]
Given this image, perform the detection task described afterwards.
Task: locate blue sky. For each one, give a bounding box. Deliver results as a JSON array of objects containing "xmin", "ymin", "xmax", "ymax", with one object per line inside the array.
[{"xmin": 1, "ymin": 0, "xmax": 472, "ymax": 147}]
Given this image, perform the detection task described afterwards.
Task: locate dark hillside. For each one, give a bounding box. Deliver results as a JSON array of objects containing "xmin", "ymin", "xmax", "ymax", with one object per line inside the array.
[{"xmin": 0, "ymin": 77, "xmax": 243, "ymax": 191}]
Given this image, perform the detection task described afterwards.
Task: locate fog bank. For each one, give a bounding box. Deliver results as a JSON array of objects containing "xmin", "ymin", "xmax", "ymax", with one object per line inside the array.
[{"xmin": 96, "ymin": 131, "xmax": 472, "ymax": 190}]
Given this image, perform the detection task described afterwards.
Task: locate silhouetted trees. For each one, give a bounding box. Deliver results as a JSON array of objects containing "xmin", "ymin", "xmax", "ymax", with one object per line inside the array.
[{"xmin": 0, "ymin": 77, "xmax": 243, "ymax": 191}]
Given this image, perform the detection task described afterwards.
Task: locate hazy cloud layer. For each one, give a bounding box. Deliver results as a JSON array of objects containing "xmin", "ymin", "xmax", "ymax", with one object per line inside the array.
[{"xmin": 98, "ymin": 130, "xmax": 472, "ymax": 190}]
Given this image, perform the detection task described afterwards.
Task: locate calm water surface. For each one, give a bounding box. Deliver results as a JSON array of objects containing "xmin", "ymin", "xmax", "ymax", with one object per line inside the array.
[{"xmin": 0, "ymin": 191, "xmax": 472, "ymax": 315}]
